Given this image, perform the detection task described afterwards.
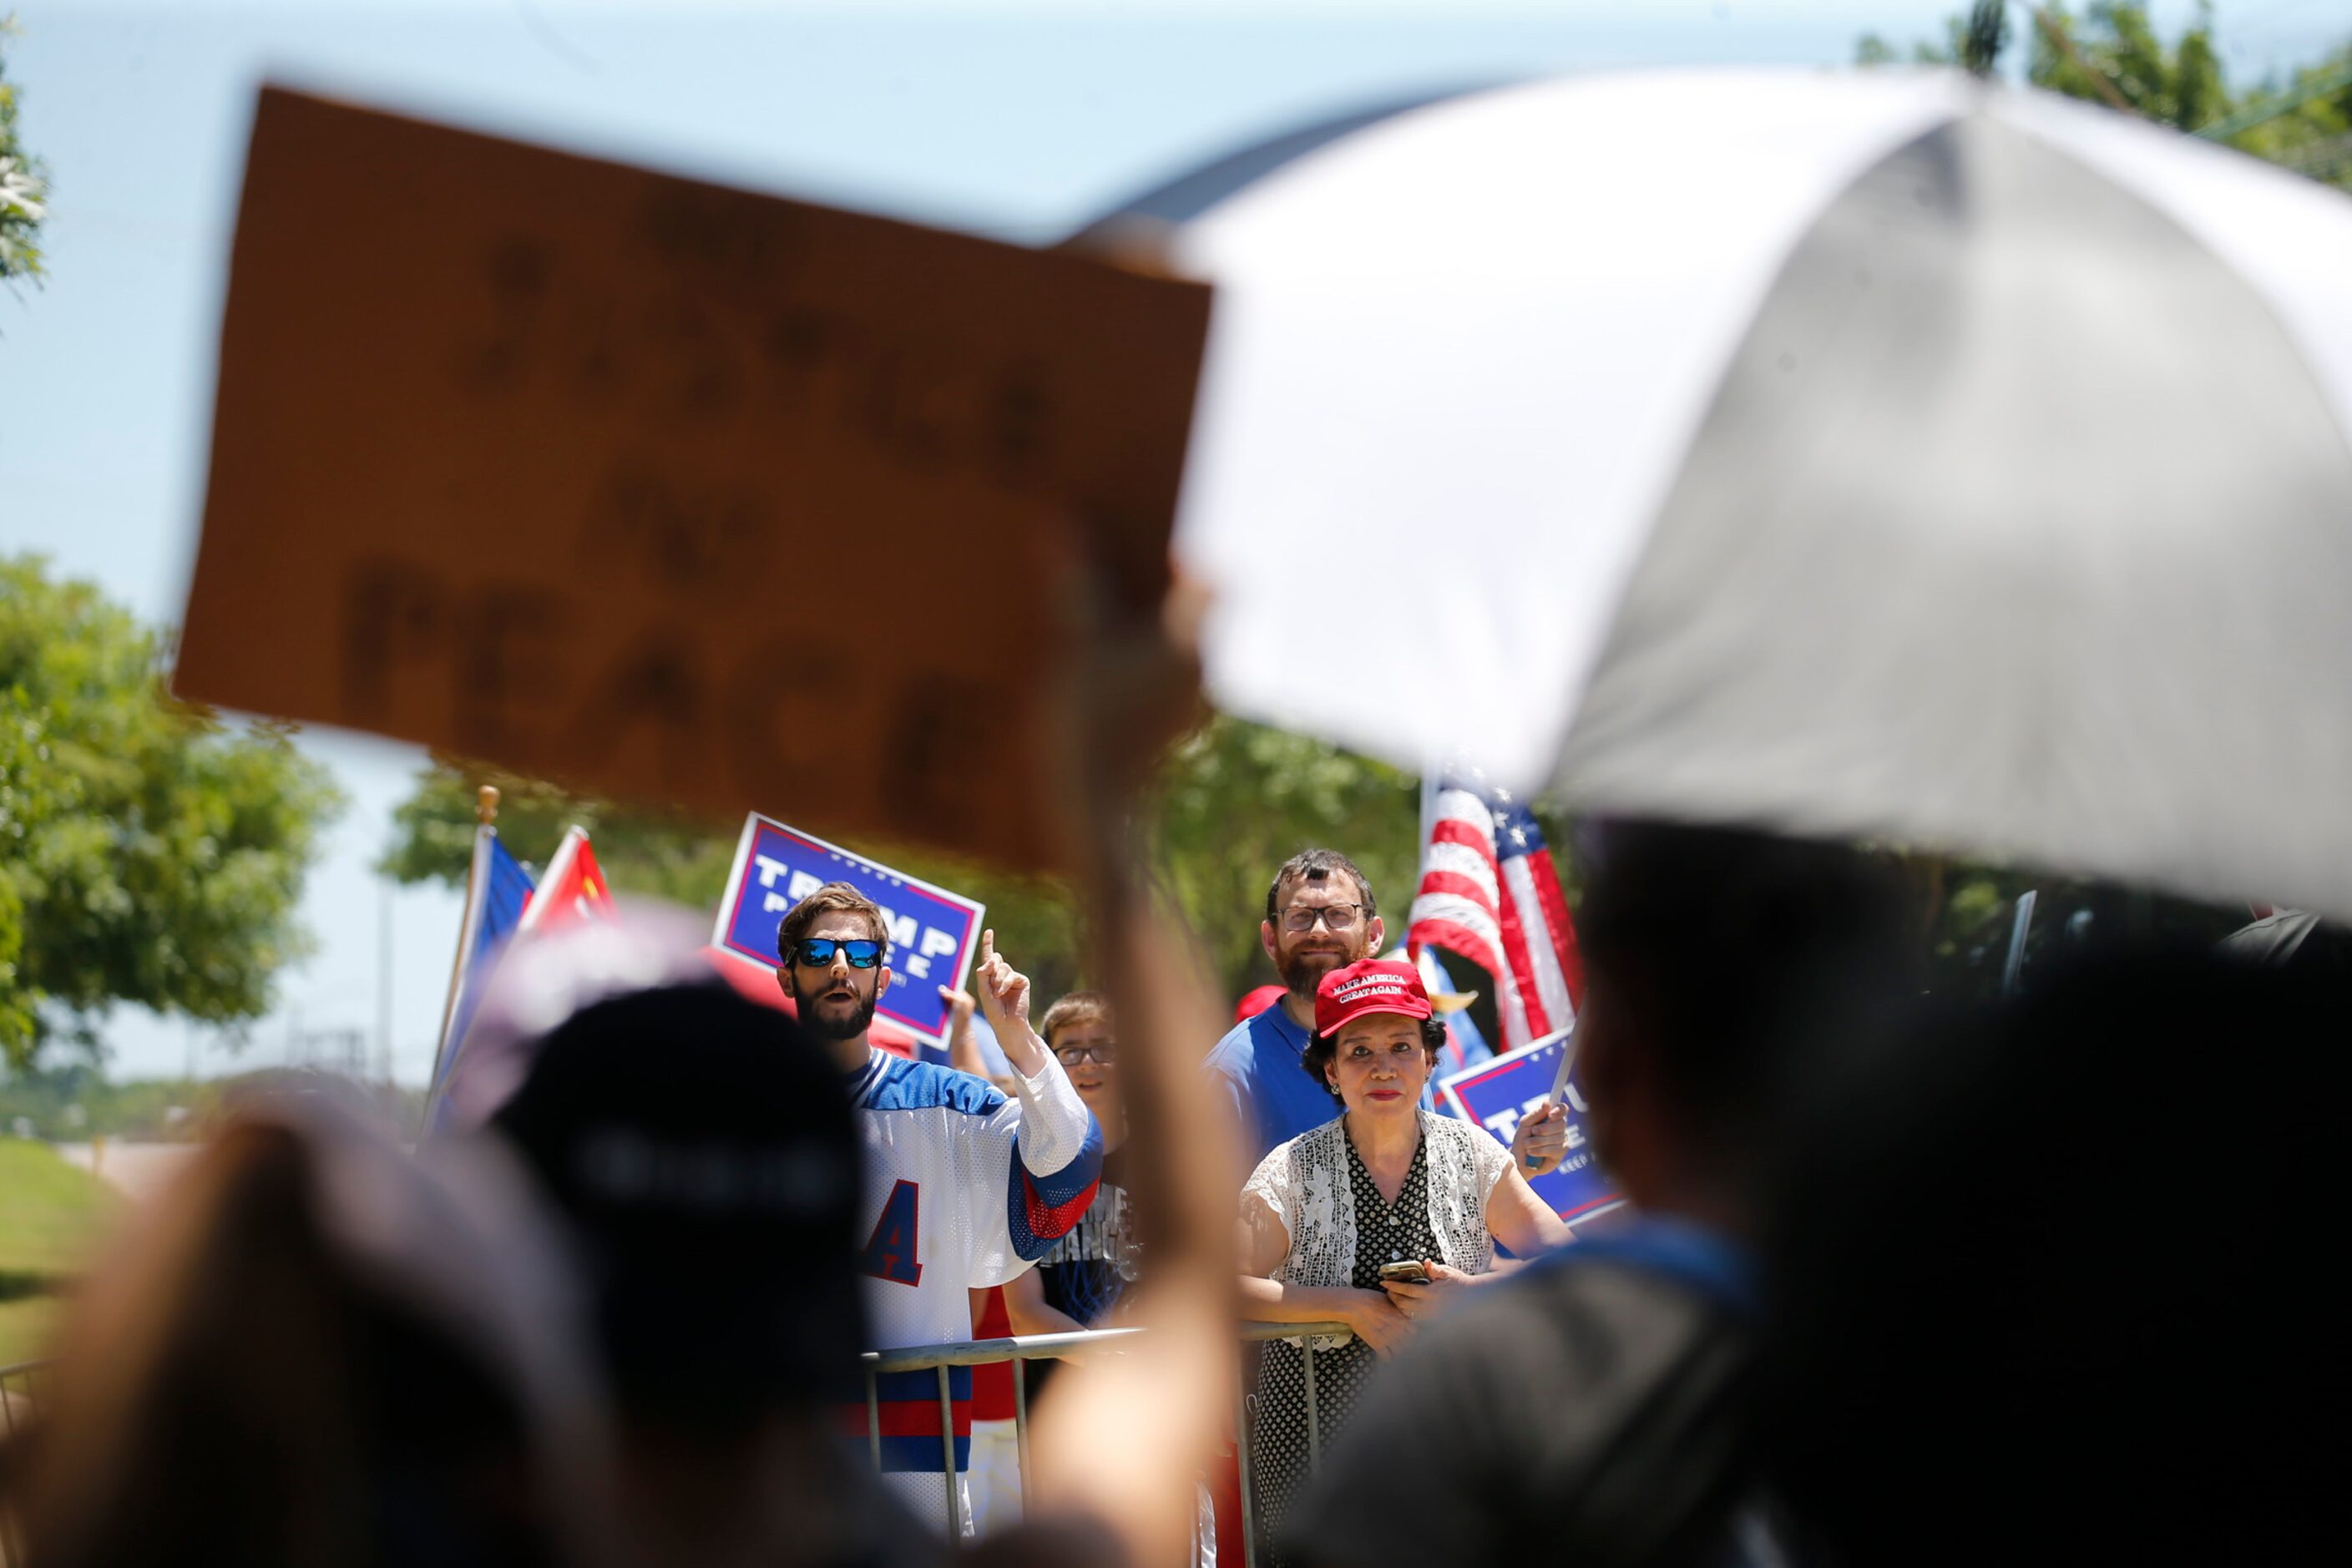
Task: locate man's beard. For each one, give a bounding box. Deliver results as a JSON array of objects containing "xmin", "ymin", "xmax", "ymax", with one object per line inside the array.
[
  {"xmin": 1276, "ymin": 942, "xmax": 1352, "ymax": 998},
  {"xmin": 793, "ymin": 981, "xmax": 879, "ymax": 1042}
]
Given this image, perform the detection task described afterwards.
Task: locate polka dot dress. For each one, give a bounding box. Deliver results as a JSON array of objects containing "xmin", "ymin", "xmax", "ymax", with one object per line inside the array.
[{"xmin": 1247, "ymin": 1127, "xmax": 1439, "ymax": 1565}]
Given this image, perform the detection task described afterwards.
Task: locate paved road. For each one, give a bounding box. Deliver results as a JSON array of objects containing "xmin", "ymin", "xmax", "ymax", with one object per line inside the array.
[{"xmin": 54, "ymin": 1141, "xmax": 200, "ymax": 1205}]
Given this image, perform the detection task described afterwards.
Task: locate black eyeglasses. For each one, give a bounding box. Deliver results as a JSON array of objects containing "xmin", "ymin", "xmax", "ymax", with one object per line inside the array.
[
  {"xmin": 791, "ymin": 938, "xmax": 883, "ymax": 969},
  {"xmin": 1055, "ymin": 1042, "xmax": 1119, "ymax": 1066},
  {"xmin": 1278, "ymin": 901, "xmax": 1364, "ymax": 934}
]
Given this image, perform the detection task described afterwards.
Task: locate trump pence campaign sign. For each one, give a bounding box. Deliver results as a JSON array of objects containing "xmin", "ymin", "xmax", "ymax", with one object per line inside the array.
[
  {"xmin": 713, "ymin": 812, "xmax": 984, "ymax": 1050},
  {"xmin": 1438, "ymin": 1029, "xmax": 1623, "ymax": 1228}
]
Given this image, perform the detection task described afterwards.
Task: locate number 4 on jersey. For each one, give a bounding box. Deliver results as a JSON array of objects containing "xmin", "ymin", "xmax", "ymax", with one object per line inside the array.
[{"xmin": 858, "ymin": 1179, "xmax": 923, "ymax": 1286}]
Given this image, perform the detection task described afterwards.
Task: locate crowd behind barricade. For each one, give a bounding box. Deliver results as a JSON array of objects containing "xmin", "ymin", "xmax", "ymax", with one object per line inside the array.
[{"xmin": 0, "ymin": 816, "xmax": 2339, "ymax": 1567}]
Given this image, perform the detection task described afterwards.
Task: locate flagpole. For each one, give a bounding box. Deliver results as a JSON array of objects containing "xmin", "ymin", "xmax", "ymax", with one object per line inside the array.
[
  {"xmin": 428, "ymin": 786, "xmax": 499, "ymax": 1093},
  {"xmin": 1417, "ymin": 764, "xmax": 1439, "ymax": 864}
]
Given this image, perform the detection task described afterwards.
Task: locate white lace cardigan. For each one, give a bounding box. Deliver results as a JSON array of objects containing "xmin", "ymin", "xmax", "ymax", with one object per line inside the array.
[{"xmin": 1240, "ymin": 1110, "xmax": 1514, "ymax": 1348}]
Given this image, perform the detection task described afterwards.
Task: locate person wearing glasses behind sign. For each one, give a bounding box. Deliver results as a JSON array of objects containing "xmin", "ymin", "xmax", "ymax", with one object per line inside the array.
[
  {"xmin": 999, "ymin": 992, "xmax": 1137, "ymax": 1361},
  {"xmin": 1236, "ymin": 959, "xmax": 1574, "ymax": 1564},
  {"xmin": 774, "ymin": 884, "xmax": 1102, "ymax": 1535}
]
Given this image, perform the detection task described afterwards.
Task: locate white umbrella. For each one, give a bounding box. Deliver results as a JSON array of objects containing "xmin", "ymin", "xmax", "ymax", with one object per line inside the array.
[{"xmin": 1105, "ymin": 69, "xmax": 2352, "ymax": 919}]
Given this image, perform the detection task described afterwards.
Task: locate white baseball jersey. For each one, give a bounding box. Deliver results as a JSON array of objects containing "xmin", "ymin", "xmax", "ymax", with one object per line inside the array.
[{"xmin": 837, "ymin": 1047, "xmax": 1101, "ymax": 1534}]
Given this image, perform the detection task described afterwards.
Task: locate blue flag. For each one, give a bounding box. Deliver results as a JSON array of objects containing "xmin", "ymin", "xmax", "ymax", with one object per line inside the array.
[{"xmin": 423, "ymin": 827, "xmax": 534, "ymax": 1132}]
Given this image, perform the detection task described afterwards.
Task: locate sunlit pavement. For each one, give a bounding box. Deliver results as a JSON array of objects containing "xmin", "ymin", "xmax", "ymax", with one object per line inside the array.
[{"xmin": 53, "ymin": 1141, "xmax": 200, "ymax": 1205}]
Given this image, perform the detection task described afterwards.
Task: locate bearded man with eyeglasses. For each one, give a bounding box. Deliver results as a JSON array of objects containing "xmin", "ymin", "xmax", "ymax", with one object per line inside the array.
[
  {"xmin": 1200, "ymin": 849, "xmax": 1393, "ymax": 1172},
  {"xmin": 773, "ymin": 882, "xmax": 1101, "ymax": 1536},
  {"xmin": 1202, "ymin": 850, "xmax": 1565, "ymax": 1177}
]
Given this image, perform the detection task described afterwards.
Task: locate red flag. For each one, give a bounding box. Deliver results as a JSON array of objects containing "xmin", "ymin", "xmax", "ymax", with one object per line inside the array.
[{"xmin": 518, "ymin": 825, "xmax": 616, "ymax": 935}]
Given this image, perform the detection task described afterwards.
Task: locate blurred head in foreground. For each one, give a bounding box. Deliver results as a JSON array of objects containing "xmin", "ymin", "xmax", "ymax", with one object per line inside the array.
[
  {"xmin": 491, "ymin": 982, "xmax": 863, "ymax": 1431},
  {"xmin": 1572, "ymin": 817, "xmax": 1919, "ymax": 1229},
  {"xmin": 9, "ymin": 1100, "xmax": 609, "ymax": 1568},
  {"xmin": 1762, "ymin": 948, "xmax": 2340, "ymax": 1564},
  {"xmin": 488, "ymin": 979, "xmax": 934, "ymax": 1567}
]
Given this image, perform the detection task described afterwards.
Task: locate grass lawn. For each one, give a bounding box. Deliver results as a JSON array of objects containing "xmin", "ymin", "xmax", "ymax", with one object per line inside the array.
[
  {"xmin": 0, "ymin": 1293, "xmax": 63, "ymax": 1366},
  {"xmin": 0, "ymin": 1138, "xmax": 119, "ymax": 1367}
]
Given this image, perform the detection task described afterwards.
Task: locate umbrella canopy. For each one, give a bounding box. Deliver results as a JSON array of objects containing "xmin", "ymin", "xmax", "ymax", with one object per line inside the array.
[{"xmin": 1115, "ymin": 69, "xmax": 2352, "ymax": 918}]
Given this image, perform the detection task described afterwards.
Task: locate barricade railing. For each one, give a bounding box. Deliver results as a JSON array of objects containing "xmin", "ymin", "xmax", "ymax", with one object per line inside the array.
[
  {"xmin": 1, "ymin": 1358, "xmax": 61, "ymax": 1567},
  {"xmin": 860, "ymin": 1320, "xmax": 1355, "ymax": 1560}
]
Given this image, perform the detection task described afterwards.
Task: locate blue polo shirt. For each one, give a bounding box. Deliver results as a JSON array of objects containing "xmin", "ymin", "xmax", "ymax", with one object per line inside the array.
[{"xmin": 1204, "ymin": 1001, "xmax": 1345, "ymax": 1172}]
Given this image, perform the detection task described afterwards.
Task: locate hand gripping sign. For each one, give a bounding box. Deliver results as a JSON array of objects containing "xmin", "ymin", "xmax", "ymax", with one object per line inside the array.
[
  {"xmin": 1437, "ymin": 1029, "xmax": 1623, "ymax": 1229},
  {"xmin": 713, "ymin": 812, "xmax": 984, "ymax": 1049}
]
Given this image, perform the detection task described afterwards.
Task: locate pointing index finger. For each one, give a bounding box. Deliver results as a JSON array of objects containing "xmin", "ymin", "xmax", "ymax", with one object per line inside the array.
[{"xmin": 979, "ymin": 928, "xmax": 995, "ymax": 969}]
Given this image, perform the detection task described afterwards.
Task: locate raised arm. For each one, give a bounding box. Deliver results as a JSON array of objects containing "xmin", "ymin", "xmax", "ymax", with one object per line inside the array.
[
  {"xmin": 974, "ymin": 928, "xmax": 1047, "ymax": 1078},
  {"xmin": 1005, "ymin": 555, "xmax": 1248, "ymax": 1563},
  {"xmin": 972, "ymin": 928, "xmax": 1103, "ymax": 1265}
]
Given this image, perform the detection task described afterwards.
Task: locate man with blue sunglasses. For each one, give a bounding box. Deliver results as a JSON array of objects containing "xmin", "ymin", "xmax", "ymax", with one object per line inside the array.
[{"xmin": 776, "ymin": 881, "xmax": 1102, "ymax": 1535}]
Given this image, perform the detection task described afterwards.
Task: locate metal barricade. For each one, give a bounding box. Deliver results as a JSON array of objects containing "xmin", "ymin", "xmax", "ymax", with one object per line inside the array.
[
  {"xmin": 858, "ymin": 1320, "xmax": 1354, "ymax": 1563},
  {"xmin": 1, "ymin": 1358, "xmax": 60, "ymax": 1567}
]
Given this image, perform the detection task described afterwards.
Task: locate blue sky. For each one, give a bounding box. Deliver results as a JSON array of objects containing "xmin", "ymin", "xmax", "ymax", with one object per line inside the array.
[{"xmin": 2, "ymin": 0, "xmax": 2324, "ymax": 1082}]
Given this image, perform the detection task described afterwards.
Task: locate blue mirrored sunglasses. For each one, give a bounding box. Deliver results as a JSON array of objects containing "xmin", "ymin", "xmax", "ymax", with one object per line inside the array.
[{"xmin": 791, "ymin": 938, "xmax": 883, "ymax": 969}]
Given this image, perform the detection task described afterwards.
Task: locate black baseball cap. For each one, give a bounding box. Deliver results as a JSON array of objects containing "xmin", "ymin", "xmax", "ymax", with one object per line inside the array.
[{"xmin": 491, "ymin": 982, "xmax": 865, "ymax": 1431}]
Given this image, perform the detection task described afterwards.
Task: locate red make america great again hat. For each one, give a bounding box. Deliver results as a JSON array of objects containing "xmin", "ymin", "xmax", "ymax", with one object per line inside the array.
[{"xmin": 1315, "ymin": 959, "xmax": 1434, "ymax": 1035}]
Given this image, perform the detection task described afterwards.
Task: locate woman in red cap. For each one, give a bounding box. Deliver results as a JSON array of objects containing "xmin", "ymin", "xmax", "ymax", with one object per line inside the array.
[{"xmin": 1234, "ymin": 959, "xmax": 1571, "ymax": 1560}]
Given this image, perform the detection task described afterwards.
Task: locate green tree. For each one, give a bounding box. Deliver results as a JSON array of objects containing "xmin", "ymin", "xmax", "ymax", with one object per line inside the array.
[
  {"xmin": 382, "ymin": 714, "xmax": 1432, "ymax": 1009},
  {"xmin": 1860, "ymin": 0, "xmax": 2010, "ymax": 74},
  {"xmin": 1141, "ymin": 716, "xmax": 1421, "ymax": 999},
  {"xmin": 0, "ymin": 557, "xmax": 345, "ymax": 1069},
  {"xmin": 1, "ymin": 15, "xmax": 47, "ymax": 282},
  {"xmin": 1861, "ymin": 3, "xmax": 2352, "ymax": 188},
  {"xmin": 2028, "ymin": 2, "xmax": 2230, "ymax": 130}
]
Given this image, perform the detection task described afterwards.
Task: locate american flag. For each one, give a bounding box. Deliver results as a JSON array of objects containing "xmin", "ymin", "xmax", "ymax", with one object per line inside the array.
[{"xmin": 1408, "ymin": 776, "xmax": 1585, "ymax": 1052}]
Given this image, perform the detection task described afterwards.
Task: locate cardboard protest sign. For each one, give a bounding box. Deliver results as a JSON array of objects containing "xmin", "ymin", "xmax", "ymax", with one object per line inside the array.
[
  {"xmin": 1439, "ymin": 1029, "xmax": 1622, "ymax": 1227},
  {"xmin": 176, "ymin": 87, "xmax": 1212, "ymax": 870},
  {"xmin": 713, "ymin": 812, "xmax": 984, "ymax": 1050}
]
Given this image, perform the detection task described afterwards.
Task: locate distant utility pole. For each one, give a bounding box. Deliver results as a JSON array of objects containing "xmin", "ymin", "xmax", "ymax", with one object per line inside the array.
[
  {"xmin": 377, "ymin": 879, "xmax": 395, "ymax": 1085},
  {"xmin": 2023, "ymin": 3, "xmax": 2136, "ymax": 115}
]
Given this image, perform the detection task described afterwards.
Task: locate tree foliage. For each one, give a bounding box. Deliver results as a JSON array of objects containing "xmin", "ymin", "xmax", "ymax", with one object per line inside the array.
[
  {"xmin": 0, "ymin": 16, "xmax": 47, "ymax": 282},
  {"xmin": 0, "ymin": 558, "xmax": 345, "ymax": 1070},
  {"xmin": 1141, "ymin": 716, "xmax": 1421, "ymax": 999},
  {"xmin": 1859, "ymin": 3, "xmax": 2352, "ymax": 188}
]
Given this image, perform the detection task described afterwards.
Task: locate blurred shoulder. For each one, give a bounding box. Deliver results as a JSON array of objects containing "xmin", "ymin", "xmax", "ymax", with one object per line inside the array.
[
  {"xmin": 1292, "ymin": 1248, "xmax": 1755, "ymax": 1567},
  {"xmin": 1421, "ymin": 1242, "xmax": 1740, "ymax": 1398}
]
